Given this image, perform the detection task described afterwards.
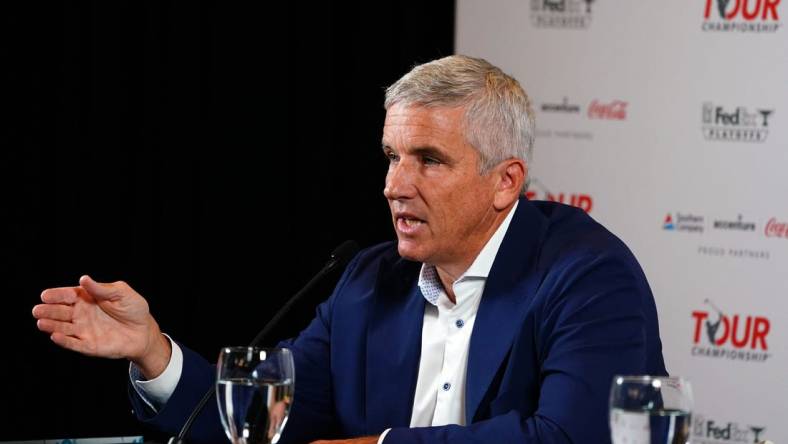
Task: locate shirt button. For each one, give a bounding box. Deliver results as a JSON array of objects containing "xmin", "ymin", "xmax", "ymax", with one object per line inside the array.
[
  {"xmin": 455, "ymin": 319, "xmax": 464, "ymax": 328},
  {"xmin": 442, "ymin": 382, "xmax": 451, "ymax": 391}
]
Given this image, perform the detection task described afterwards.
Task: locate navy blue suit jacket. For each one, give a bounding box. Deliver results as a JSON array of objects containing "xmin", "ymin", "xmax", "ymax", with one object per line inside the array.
[{"xmin": 129, "ymin": 198, "xmax": 667, "ymax": 443}]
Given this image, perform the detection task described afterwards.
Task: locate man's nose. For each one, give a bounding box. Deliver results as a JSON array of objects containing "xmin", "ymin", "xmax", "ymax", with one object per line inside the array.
[{"xmin": 383, "ymin": 160, "xmax": 417, "ymax": 200}]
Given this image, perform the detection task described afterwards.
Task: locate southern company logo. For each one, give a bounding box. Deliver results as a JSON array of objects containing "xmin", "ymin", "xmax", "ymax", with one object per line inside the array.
[
  {"xmin": 703, "ymin": 0, "xmax": 782, "ymax": 33},
  {"xmin": 530, "ymin": 0, "xmax": 594, "ymax": 28},
  {"xmin": 663, "ymin": 213, "xmax": 704, "ymax": 233},
  {"xmin": 702, "ymin": 103, "xmax": 774, "ymax": 142},
  {"xmin": 691, "ymin": 299, "xmax": 771, "ymax": 363},
  {"xmin": 692, "ymin": 413, "xmax": 767, "ymax": 444}
]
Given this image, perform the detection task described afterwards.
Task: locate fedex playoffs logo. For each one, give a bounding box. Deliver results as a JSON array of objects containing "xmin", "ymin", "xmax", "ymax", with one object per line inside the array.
[
  {"xmin": 530, "ymin": 0, "xmax": 594, "ymax": 29},
  {"xmin": 703, "ymin": 0, "xmax": 782, "ymax": 32},
  {"xmin": 691, "ymin": 299, "xmax": 771, "ymax": 362}
]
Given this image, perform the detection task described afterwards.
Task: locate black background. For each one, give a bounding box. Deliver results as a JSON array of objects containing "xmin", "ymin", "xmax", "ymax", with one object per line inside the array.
[{"xmin": 2, "ymin": 1, "xmax": 454, "ymax": 441}]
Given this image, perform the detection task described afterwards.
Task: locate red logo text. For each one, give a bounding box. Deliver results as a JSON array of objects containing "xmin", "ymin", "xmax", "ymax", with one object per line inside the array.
[
  {"xmin": 692, "ymin": 311, "xmax": 770, "ymax": 350},
  {"xmin": 704, "ymin": 0, "xmax": 780, "ymax": 21},
  {"xmin": 526, "ymin": 191, "xmax": 593, "ymax": 213},
  {"xmin": 765, "ymin": 218, "xmax": 788, "ymax": 238},
  {"xmin": 587, "ymin": 100, "xmax": 628, "ymax": 120}
]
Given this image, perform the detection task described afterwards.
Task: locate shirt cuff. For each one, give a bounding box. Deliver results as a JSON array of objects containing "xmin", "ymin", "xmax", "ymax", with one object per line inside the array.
[
  {"xmin": 378, "ymin": 428, "xmax": 392, "ymax": 443},
  {"xmin": 128, "ymin": 333, "xmax": 183, "ymax": 412}
]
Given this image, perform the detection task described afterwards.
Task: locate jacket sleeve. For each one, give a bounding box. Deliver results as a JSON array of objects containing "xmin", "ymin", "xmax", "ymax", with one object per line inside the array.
[
  {"xmin": 274, "ymin": 252, "xmax": 363, "ymax": 443},
  {"xmin": 127, "ymin": 252, "xmax": 364, "ymax": 444},
  {"xmin": 384, "ymin": 251, "xmax": 664, "ymax": 444},
  {"xmin": 128, "ymin": 342, "xmax": 226, "ymax": 444}
]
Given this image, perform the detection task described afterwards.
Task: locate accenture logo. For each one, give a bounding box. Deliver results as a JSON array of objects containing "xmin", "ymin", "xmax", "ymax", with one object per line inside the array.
[
  {"xmin": 664, "ymin": 212, "xmax": 704, "ymax": 233},
  {"xmin": 703, "ymin": 0, "xmax": 782, "ymax": 33},
  {"xmin": 713, "ymin": 214, "xmax": 756, "ymax": 231},
  {"xmin": 540, "ymin": 97, "xmax": 581, "ymax": 114},
  {"xmin": 530, "ymin": 0, "xmax": 594, "ymax": 29},
  {"xmin": 692, "ymin": 413, "xmax": 767, "ymax": 443},
  {"xmin": 691, "ymin": 299, "xmax": 771, "ymax": 363},
  {"xmin": 702, "ymin": 103, "xmax": 774, "ymax": 143}
]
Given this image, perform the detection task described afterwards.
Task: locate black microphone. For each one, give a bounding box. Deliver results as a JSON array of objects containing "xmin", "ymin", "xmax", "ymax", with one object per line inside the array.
[{"xmin": 169, "ymin": 240, "xmax": 360, "ymax": 444}]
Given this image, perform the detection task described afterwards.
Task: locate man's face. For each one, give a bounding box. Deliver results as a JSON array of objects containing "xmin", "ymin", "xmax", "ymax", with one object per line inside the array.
[{"xmin": 382, "ymin": 103, "xmax": 499, "ymax": 271}]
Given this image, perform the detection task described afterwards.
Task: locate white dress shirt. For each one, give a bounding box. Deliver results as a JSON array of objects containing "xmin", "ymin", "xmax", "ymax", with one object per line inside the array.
[{"xmin": 131, "ymin": 201, "xmax": 518, "ymax": 442}]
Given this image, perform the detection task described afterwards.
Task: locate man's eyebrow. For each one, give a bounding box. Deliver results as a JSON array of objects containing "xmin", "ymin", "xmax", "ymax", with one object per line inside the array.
[
  {"xmin": 410, "ymin": 146, "xmax": 446, "ymax": 158},
  {"xmin": 380, "ymin": 143, "xmax": 446, "ymax": 157}
]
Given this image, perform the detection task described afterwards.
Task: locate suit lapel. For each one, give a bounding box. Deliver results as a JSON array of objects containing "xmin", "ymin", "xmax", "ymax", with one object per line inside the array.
[
  {"xmin": 465, "ymin": 197, "xmax": 548, "ymax": 423},
  {"xmin": 365, "ymin": 257, "xmax": 425, "ymax": 432}
]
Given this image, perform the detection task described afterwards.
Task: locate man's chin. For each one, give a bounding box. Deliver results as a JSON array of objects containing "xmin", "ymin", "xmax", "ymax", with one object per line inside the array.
[{"xmin": 396, "ymin": 240, "xmax": 429, "ymax": 262}]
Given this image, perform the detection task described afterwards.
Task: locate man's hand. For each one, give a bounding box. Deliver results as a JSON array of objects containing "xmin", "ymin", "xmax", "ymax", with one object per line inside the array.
[
  {"xmin": 32, "ymin": 275, "xmax": 171, "ymax": 379},
  {"xmin": 310, "ymin": 438, "xmax": 379, "ymax": 444}
]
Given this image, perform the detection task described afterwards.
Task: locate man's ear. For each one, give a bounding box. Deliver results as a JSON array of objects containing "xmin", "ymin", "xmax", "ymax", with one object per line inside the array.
[{"xmin": 493, "ymin": 159, "xmax": 526, "ymax": 211}]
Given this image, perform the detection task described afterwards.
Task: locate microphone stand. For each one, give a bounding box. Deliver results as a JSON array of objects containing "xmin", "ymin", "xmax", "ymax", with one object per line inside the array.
[{"xmin": 168, "ymin": 241, "xmax": 359, "ymax": 444}]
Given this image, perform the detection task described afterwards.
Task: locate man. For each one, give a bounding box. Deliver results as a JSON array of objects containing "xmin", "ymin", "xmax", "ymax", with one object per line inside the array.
[{"xmin": 33, "ymin": 55, "xmax": 666, "ymax": 443}]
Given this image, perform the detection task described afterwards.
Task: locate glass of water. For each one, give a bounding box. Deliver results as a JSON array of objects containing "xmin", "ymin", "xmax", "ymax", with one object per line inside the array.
[
  {"xmin": 609, "ymin": 375, "xmax": 693, "ymax": 444},
  {"xmin": 216, "ymin": 347, "xmax": 295, "ymax": 444}
]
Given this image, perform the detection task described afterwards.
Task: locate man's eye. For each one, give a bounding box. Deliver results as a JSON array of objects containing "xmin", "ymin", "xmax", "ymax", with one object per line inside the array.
[
  {"xmin": 385, "ymin": 152, "xmax": 399, "ymax": 162},
  {"xmin": 423, "ymin": 156, "xmax": 441, "ymax": 165}
]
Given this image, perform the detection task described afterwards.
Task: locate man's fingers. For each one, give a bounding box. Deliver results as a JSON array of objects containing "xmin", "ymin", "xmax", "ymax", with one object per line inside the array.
[
  {"xmin": 40, "ymin": 287, "xmax": 79, "ymax": 305},
  {"xmin": 36, "ymin": 318, "xmax": 76, "ymax": 336},
  {"xmin": 79, "ymin": 275, "xmax": 127, "ymax": 301},
  {"xmin": 32, "ymin": 304, "xmax": 73, "ymax": 322},
  {"xmin": 50, "ymin": 332, "xmax": 91, "ymax": 355}
]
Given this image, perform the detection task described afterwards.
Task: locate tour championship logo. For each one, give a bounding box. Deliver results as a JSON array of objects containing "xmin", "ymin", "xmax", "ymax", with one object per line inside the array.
[
  {"xmin": 663, "ymin": 212, "xmax": 705, "ymax": 233},
  {"xmin": 529, "ymin": 0, "xmax": 594, "ymax": 28},
  {"xmin": 702, "ymin": 103, "xmax": 774, "ymax": 143},
  {"xmin": 526, "ymin": 178, "xmax": 593, "ymax": 212},
  {"xmin": 702, "ymin": 0, "xmax": 782, "ymax": 32},
  {"xmin": 692, "ymin": 413, "xmax": 767, "ymax": 444},
  {"xmin": 691, "ymin": 299, "xmax": 771, "ymax": 362}
]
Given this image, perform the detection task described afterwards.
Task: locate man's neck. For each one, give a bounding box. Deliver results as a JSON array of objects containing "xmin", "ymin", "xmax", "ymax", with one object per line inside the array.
[
  {"xmin": 436, "ymin": 267, "xmax": 460, "ymax": 303},
  {"xmin": 431, "ymin": 200, "xmax": 518, "ymax": 304}
]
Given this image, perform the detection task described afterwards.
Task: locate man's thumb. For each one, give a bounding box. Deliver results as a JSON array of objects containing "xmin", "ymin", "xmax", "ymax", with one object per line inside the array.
[{"xmin": 79, "ymin": 275, "xmax": 124, "ymax": 300}]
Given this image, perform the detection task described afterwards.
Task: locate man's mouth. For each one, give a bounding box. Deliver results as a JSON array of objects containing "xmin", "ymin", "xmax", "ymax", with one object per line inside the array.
[
  {"xmin": 400, "ymin": 217, "xmax": 423, "ymax": 227},
  {"xmin": 396, "ymin": 216, "xmax": 426, "ymax": 234}
]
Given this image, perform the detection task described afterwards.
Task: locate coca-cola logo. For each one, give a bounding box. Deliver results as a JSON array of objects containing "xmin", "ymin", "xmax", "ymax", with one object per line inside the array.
[
  {"xmin": 703, "ymin": 0, "xmax": 782, "ymax": 32},
  {"xmin": 587, "ymin": 100, "xmax": 627, "ymax": 120},
  {"xmin": 765, "ymin": 218, "xmax": 788, "ymax": 238}
]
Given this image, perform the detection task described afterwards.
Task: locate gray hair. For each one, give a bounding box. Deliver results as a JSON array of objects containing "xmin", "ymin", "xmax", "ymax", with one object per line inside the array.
[{"xmin": 384, "ymin": 55, "xmax": 535, "ymax": 191}]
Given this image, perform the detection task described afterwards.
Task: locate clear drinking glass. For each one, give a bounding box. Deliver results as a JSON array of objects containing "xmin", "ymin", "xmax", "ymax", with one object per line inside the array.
[
  {"xmin": 216, "ymin": 347, "xmax": 295, "ymax": 444},
  {"xmin": 609, "ymin": 375, "xmax": 693, "ymax": 444}
]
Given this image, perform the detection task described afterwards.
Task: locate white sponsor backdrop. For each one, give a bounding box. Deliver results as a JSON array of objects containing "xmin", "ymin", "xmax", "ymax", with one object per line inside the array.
[{"xmin": 457, "ymin": 0, "xmax": 787, "ymax": 442}]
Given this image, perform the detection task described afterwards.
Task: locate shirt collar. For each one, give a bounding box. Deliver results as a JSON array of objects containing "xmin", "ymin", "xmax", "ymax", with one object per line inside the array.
[{"xmin": 417, "ymin": 200, "xmax": 519, "ymax": 306}]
